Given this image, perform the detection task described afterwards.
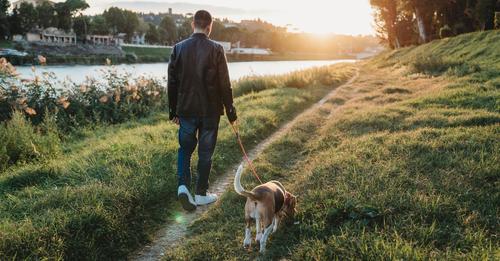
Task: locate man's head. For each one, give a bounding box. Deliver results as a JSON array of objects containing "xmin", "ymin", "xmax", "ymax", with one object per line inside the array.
[{"xmin": 192, "ymin": 10, "xmax": 213, "ymax": 36}]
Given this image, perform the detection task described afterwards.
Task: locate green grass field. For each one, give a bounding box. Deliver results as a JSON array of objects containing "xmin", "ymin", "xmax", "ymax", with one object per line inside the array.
[
  {"xmin": 122, "ymin": 46, "xmax": 172, "ymax": 62},
  {"xmin": 164, "ymin": 30, "xmax": 500, "ymax": 260},
  {"xmin": 0, "ymin": 41, "xmax": 14, "ymax": 49},
  {"xmin": 0, "ymin": 63, "xmax": 356, "ymax": 259}
]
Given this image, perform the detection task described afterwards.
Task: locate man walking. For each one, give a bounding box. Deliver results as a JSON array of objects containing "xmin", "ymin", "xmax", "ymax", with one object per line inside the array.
[{"xmin": 168, "ymin": 10, "xmax": 238, "ymax": 211}]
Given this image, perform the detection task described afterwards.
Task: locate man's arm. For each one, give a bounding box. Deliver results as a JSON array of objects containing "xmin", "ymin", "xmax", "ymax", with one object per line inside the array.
[
  {"xmin": 217, "ymin": 46, "xmax": 237, "ymax": 123},
  {"xmin": 167, "ymin": 45, "xmax": 178, "ymax": 121}
]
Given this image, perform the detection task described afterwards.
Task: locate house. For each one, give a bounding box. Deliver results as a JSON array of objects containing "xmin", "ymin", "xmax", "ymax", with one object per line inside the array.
[
  {"xmin": 131, "ymin": 32, "xmax": 146, "ymax": 45},
  {"xmin": 230, "ymin": 48, "xmax": 271, "ymax": 55},
  {"xmin": 25, "ymin": 27, "xmax": 76, "ymax": 45},
  {"xmin": 86, "ymin": 35, "xmax": 118, "ymax": 46}
]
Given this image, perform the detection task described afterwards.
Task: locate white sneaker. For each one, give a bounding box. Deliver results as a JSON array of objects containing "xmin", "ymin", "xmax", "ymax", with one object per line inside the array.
[
  {"xmin": 195, "ymin": 193, "xmax": 218, "ymax": 206},
  {"xmin": 178, "ymin": 185, "xmax": 196, "ymax": 211}
]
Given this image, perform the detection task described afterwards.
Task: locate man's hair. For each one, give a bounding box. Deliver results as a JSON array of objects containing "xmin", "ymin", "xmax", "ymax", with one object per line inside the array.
[{"xmin": 194, "ymin": 10, "xmax": 212, "ymax": 29}]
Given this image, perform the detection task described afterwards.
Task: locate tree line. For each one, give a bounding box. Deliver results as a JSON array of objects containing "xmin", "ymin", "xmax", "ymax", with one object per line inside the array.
[
  {"xmin": 0, "ymin": 0, "xmax": 378, "ymax": 54},
  {"xmin": 370, "ymin": 0, "xmax": 499, "ymax": 48}
]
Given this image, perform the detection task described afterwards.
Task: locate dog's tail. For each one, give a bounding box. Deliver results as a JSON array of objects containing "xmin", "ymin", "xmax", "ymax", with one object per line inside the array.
[{"xmin": 234, "ymin": 164, "xmax": 258, "ymax": 200}]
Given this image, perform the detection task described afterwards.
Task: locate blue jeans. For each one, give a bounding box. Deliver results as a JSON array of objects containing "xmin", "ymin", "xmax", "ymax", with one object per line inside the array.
[{"xmin": 177, "ymin": 116, "xmax": 220, "ymax": 195}]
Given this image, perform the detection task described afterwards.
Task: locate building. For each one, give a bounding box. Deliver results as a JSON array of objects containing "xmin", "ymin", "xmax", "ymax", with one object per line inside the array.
[
  {"xmin": 86, "ymin": 35, "xmax": 118, "ymax": 46},
  {"xmin": 12, "ymin": 0, "xmax": 52, "ymax": 9},
  {"xmin": 25, "ymin": 27, "xmax": 76, "ymax": 45},
  {"xmin": 230, "ymin": 48, "xmax": 272, "ymax": 55},
  {"xmin": 131, "ymin": 32, "xmax": 146, "ymax": 45}
]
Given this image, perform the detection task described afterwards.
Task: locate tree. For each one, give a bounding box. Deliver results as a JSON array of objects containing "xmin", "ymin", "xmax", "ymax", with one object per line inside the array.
[
  {"xmin": 0, "ymin": 0, "xmax": 9, "ymax": 39},
  {"xmin": 55, "ymin": 0, "xmax": 89, "ymax": 31},
  {"xmin": 475, "ymin": 0, "xmax": 496, "ymax": 30},
  {"xmin": 159, "ymin": 16, "xmax": 177, "ymax": 45},
  {"xmin": 103, "ymin": 7, "xmax": 126, "ymax": 34},
  {"xmin": 122, "ymin": 10, "xmax": 139, "ymax": 42},
  {"xmin": 90, "ymin": 15, "xmax": 109, "ymax": 35},
  {"xmin": 36, "ymin": 1, "xmax": 57, "ymax": 29},
  {"xmin": 370, "ymin": 0, "xmax": 402, "ymax": 48},
  {"xmin": 17, "ymin": 3, "xmax": 38, "ymax": 34},
  {"xmin": 9, "ymin": 8, "xmax": 22, "ymax": 36},
  {"xmin": 73, "ymin": 15, "xmax": 90, "ymax": 41},
  {"xmin": 145, "ymin": 23, "xmax": 160, "ymax": 44}
]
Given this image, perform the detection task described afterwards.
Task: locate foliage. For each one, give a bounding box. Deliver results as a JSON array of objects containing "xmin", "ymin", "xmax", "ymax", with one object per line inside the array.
[
  {"xmin": 370, "ymin": 0, "xmax": 499, "ymax": 48},
  {"xmin": 159, "ymin": 16, "xmax": 177, "ymax": 45},
  {"xmin": 145, "ymin": 23, "xmax": 160, "ymax": 44}
]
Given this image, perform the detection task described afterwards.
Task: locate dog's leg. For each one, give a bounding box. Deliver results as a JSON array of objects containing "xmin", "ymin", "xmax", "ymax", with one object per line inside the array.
[
  {"xmin": 259, "ymin": 218, "xmax": 275, "ymax": 253},
  {"xmin": 243, "ymin": 218, "xmax": 252, "ymax": 248},
  {"xmin": 255, "ymin": 211, "xmax": 262, "ymax": 243},
  {"xmin": 272, "ymin": 215, "xmax": 280, "ymax": 233}
]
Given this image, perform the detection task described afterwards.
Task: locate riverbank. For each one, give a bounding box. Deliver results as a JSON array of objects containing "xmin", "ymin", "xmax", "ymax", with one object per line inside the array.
[{"xmin": 0, "ymin": 62, "xmax": 357, "ymax": 259}]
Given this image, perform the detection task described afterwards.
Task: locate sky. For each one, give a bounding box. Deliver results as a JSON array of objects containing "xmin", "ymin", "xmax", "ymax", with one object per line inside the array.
[{"xmin": 10, "ymin": 0, "xmax": 376, "ymax": 35}]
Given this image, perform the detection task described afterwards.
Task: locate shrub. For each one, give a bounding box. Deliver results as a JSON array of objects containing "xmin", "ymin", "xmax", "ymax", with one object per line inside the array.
[
  {"xmin": 0, "ymin": 111, "xmax": 61, "ymax": 170},
  {"xmin": 439, "ymin": 25, "xmax": 453, "ymax": 38},
  {"xmin": 233, "ymin": 76, "xmax": 280, "ymax": 97}
]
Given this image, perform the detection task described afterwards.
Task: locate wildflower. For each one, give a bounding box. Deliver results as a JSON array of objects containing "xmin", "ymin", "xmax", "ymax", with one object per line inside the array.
[
  {"xmin": 125, "ymin": 84, "xmax": 138, "ymax": 92},
  {"xmin": 105, "ymin": 58, "xmax": 112, "ymax": 66},
  {"xmin": 137, "ymin": 78, "xmax": 149, "ymax": 88},
  {"xmin": 38, "ymin": 55, "xmax": 47, "ymax": 65},
  {"xmin": 114, "ymin": 91, "xmax": 121, "ymax": 103},
  {"xmin": 153, "ymin": 91, "xmax": 160, "ymax": 96},
  {"xmin": 99, "ymin": 95, "xmax": 109, "ymax": 103},
  {"xmin": 16, "ymin": 97, "xmax": 27, "ymax": 105},
  {"xmin": 31, "ymin": 66, "xmax": 36, "ymax": 73},
  {"xmin": 24, "ymin": 107, "xmax": 37, "ymax": 116},
  {"xmin": 79, "ymin": 84, "xmax": 88, "ymax": 93},
  {"xmin": 57, "ymin": 97, "xmax": 70, "ymax": 109}
]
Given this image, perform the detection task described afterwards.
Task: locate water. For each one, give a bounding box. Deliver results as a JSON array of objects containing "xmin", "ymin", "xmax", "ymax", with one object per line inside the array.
[{"xmin": 15, "ymin": 60, "xmax": 355, "ymax": 84}]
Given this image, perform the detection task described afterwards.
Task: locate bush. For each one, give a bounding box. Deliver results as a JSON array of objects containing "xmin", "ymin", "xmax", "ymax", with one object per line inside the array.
[
  {"xmin": 233, "ymin": 76, "xmax": 280, "ymax": 97},
  {"xmin": 0, "ymin": 111, "xmax": 61, "ymax": 170},
  {"xmin": 440, "ymin": 25, "xmax": 453, "ymax": 38}
]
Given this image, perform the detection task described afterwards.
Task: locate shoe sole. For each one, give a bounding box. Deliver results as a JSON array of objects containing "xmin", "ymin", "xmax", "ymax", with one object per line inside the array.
[{"xmin": 178, "ymin": 193, "xmax": 196, "ymax": 211}]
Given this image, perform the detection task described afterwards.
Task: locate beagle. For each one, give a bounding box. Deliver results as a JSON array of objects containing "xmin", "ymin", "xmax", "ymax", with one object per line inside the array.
[{"xmin": 234, "ymin": 164, "xmax": 297, "ymax": 253}]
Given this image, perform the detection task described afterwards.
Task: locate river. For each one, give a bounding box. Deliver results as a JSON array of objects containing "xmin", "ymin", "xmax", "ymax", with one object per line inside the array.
[{"xmin": 15, "ymin": 60, "xmax": 355, "ymax": 84}]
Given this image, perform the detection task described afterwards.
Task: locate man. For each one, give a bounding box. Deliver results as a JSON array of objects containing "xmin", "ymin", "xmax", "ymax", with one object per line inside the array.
[{"xmin": 168, "ymin": 10, "xmax": 238, "ymax": 211}]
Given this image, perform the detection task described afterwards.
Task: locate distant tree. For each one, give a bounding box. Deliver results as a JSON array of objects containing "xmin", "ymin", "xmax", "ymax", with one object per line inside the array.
[
  {"xmin": 0, "ymin": 0, "xmax": 9, "ymax": 39},
  {"xmin": 159, "ymin": 16, "xmax": 177, "ymax": 44},
  {"xmin": 177, "ymin": 17, "xmax": 193, "ymax": 40},
  {"xmin": 145, "ymin": 23, "xmax": 160, "ymax": 44},
  {"xmin": 36, "ymin": 1, "xmax": 57, "ymax": 28},
  {"xmin": 474, "ymin": 0, "xmax": 496, "ymax": 30},
  {"xmin": 370, "ymin": 0, "xmax": 402, "ymax": 48},
  {"xmin": 55, "ymin": 0, "xmax": 89, "ymax": 31},
  {"xmin": 103, "ymin": 7, "xmax": 125, "ymax": 34},
  {"xmin": 73, "ymin": 15, "xmax": 90, "ymax": 41},
  {"xmin": 17, "ymin": 3, "xmax": 38, "ymax": 34},
  {"xmin": 137, "ymin": 18, "xmax": 149, "ymax": 35},
  {"xmin": 8, "ymin": 8, "xmax": 22, "ymax": 36},
  {"xmin": 122, "ymin": 10, "xmax": 139, "ymax": 41},
  {"xmin": 90, "ymin": 15, "xmax": 109, "ymax": 35}
]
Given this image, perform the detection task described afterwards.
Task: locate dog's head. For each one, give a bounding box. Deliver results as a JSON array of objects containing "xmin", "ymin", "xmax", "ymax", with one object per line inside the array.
[{"xmin": 283, "ymin": 192, "xmax": 297, "ymax": 218}]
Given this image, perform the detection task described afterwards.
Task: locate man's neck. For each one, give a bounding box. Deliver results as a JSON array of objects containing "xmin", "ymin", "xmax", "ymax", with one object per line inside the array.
[{"xmin": 193, "ymin": 28, "xmax": 208, "ymax": 35}]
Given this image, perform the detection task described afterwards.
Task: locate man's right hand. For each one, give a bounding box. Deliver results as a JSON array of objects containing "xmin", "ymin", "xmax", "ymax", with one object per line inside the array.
[{"xmin": 171, "ymin": 116, "xmax": 180, "ymax": 125}]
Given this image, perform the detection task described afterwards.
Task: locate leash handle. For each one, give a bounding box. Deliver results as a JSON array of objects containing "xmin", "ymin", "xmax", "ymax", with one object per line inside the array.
[{"xmin": 230, "ymin": 122, "xmax": 263, "ymax": 184}]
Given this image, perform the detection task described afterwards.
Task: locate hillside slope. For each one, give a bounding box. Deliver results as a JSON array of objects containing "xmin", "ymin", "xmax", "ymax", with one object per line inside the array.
[{"xmin": 165, "ymin": 30, "xmax": 499, "ymax": 260}]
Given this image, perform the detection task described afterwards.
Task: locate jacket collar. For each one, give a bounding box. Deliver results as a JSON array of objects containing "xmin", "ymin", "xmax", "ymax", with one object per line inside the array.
[{"xmin": 191, "ymin": 33, "xmax": 209, "ymax": 39}]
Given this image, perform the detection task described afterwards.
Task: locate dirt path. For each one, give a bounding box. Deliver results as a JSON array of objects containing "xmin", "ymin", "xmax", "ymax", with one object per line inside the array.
[{"xmin": 130, "ymin": 69, "xmax": 360, "ymax": 261}]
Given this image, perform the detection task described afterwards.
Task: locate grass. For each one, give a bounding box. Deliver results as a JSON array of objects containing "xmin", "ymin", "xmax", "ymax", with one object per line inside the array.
[
  {"xmin": 0, "ymin": 41, "xmax": 14, "ymax": 49},
  {"xmin": 164, "ymin": 30, "xmax": 499, "ymax": 260},
  {"xmin": 0, "ymin": 63, "xmax": 356, "ymax": 259},
  {"xmin": 122, "ymin": 46, "xmax": 172, "ymax": 63}
]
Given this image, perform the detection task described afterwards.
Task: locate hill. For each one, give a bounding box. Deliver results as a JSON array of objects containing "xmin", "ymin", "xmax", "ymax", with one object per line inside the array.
[{"xmin": 165, "ymin": 30, "xmax": 500, "ymax": 259}]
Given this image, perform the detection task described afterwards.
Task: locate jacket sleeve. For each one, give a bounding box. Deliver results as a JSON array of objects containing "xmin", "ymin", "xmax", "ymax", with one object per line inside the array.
[
  {"xmin": 167, "ymin": 45, "xmax": 178, "ymax": 120},
  {"xmin": 217, "ymin": 46, "xmax": 237, "ymax": 122}
]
